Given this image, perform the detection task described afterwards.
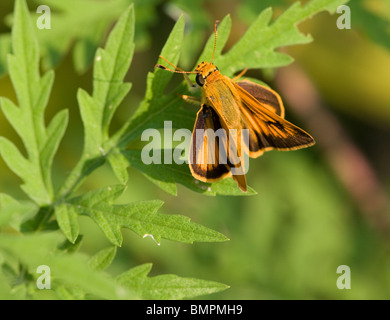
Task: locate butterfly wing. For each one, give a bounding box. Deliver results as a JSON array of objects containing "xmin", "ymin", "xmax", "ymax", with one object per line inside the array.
[
  {"xmin": 234, "ymin": 82, "xmax": 315, "ymax": 158},
  {"xmin": 236, "ymin": 80, "xmax": 285, "ymax": 118},
  {"xmin": 189, "ymin": 104, "xmax": 247, "ymax": 192},
  {"xmin": 189, "ymin": 104, "xmax": 231, "ymax": 182}
]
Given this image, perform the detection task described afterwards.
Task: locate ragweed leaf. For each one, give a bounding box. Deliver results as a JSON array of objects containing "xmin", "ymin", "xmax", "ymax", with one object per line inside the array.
[
  {"xmin": 111, "ymin": 15, "xmax": 186, "ymax": 147},
  {"xmin": 0, "ymin": 232, "xmax": 134, "ymax": 299},
  {"xmin": 58, "ymin": 4, "xmax": 135, "ymax": 197},
  {"xmin": 117, "ymin": 263, "xmax": 229, "ymax": 299},
  {"xmin": 0, "ymin": 0, "xmax": 68, "ymax": 205},
  {"xmin": 0, "ymin": 0, "xmax": 161, "ymax": 76},
  {"xmin": 0, "ymin": 194, "xmax": 38, "ymax": 228},
  {"xmin": 88, "ymin": 246, "xmax": 117, "ymax": 271},
  {"xmin": 55, "ymin": 204, "xmax": 79, "ymax": 244},
  {"xmin": 63, "ymin": 185, "xmax": 228, "ymax": 246}
]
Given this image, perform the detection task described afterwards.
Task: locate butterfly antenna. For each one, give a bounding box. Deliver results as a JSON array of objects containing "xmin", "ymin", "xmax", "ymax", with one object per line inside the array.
[
  {"xmin": 155, "ymin": 64, "xmax": 197, "ymax": 74},
  {"xmin": 211, "ymin": 20, "xmax": 220, "ymax": 64}
]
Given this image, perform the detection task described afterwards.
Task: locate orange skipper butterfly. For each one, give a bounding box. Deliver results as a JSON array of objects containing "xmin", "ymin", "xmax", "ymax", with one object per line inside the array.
[{"xmin": 156, "ymin": 21, "xmax": 315, "ymax": 192}]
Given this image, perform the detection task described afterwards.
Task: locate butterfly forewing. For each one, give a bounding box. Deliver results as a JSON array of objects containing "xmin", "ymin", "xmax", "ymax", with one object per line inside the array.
[
  {"xmin": 234, "ymin": 82, "xmax": 315, "ymax": 158},
  {"xmin": 189, "ymin": 104, "xmax": 247, "ymax": 192},
  {"xmin": 236, "ymin": 80, "xmax": 285, "ymax": 117},
  {"xmin": 189, "ymin": 105, "xmax": 231, "ymax": 182}
]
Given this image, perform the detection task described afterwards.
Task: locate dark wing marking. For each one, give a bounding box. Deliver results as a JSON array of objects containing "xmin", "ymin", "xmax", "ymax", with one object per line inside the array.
[
  {"xmin": 189, "ymin": 104, "xmax": 231, "ymax": 181},
  {"xmin": 234, "ymin": 83, "xmax": 315, "ymax": 158},
  {"xmin": 236, "ymin": 80, "xmax": 285, "ymax": 117},
  {"xmin": 189, "ymin": 104, "xmax": 247, "ymax": 192}
]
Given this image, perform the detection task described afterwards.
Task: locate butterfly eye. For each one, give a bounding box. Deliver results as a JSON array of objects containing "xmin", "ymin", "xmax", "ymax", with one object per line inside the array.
[{"xmin": 196, "ymin": 74, "xmax": 205, "ymax": 86}]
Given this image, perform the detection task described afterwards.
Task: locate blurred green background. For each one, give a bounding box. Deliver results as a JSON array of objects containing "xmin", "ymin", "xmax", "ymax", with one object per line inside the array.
[{"xmin": 1, "ymin": 0, "xmax": 390, "ymax": 299}]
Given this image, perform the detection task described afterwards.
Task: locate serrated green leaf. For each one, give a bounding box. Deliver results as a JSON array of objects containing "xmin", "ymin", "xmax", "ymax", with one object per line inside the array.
[
  {"xmin": 0, "ymin": 98, "xmax": 23, "ymax": 139},
  {"xmin": 64, "ymin": 185, "xmax": 228, "ymax": 245},
  {"xmin": 55, "ymin": 204, "xmax": 79, "ymax": 244},
  {"xmin": 58, "ymin": 5, "xmax": 135, "ymax": 198},
  {"xmin": 0, "ymin": 194, "xmax": 38, "ymax": 228},
  {"xmin": 117, "ymin": 263, "xmax": 229, "ymax": 299},
  {"xmin": 40, "ymin": 109, "xmax": 69, "ymax": 193},
  {"xmin": 130, "ymin": 212, "xmax": 230, "ymax": 244},
  {"xmin": 77, "ymin": 3, "xmax": 135, "ymax": 150},
  {"xmin": 88, "ymin": 246, "xmax": 117, "ymax": 271},
  {"xmin": 65, "ymin": 185, "xmax": 128, "ymax": 246},
  {"xmin": 0, "ymin": 232, "xmax": 134, "ymax": 299},
  {"xmin": 107, "ymin": 148, "xmax": 129, "ymax": 184},
  {"xmin": 0, "ymin": 137, "xmax": 32, "ymax": 181},
  {"xmin": 34, "ymin": 0, "xmax": 134, "ymax": 73},
  {"xmin": 0, "ymin": 0, "xmax": 68, "ymax": 205},
  {"xmin": 93, "ymin": 4, "xmax": 135, "ymax": 136},
  {"xmin": 0, "ymin": 0, "xmax": 160, "ymax": 76},
  {"xmin": 112, "ymin": 15, "xmax": 186, "ymax": 147},
  {"xmin": 217, "ymin": 0, "xmax": 350, "ymax": 76},
  {"xmin": 77, "ymin": 88, "xmax": 104, "ymax": 155}
]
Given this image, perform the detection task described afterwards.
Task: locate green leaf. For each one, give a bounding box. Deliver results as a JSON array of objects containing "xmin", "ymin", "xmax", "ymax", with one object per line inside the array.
[
  {"xmin": 133, "ymin": 211, "xmax": 229, "ymax": 244},
  {"xmin": 64, "ymin": 185, "xmax": 228, "ymax": 246},
  {"xmin": 33, "ymin": 0, "xmax": 134, "ymax": 73},
  {"xmin": 107, "ymin": 148, "xmax": 129, "ymax": 184},
  {"xmin": 77, "ymin": 88, "xmax": 104, "ymax": 155},
  {"xmin": 117, "ymin": 263, "xmax": 229, "ymax": 299},
  {"xmin": 58, "ymin": 4, "xmax": 135, "ymax": 198},
  {"xmin": 92, "ymin": 4, "xmax": 135, "ymax": 137},
  {"xmin": 111, "ymin": 15, "xmax": 186, "ymax": 147},
  {"xmin": 0, "ymin": 232, "xmax": 134, "ymax": 299},
  {"xmin": 0, "ymin": 0, "xmax": 68, "ymax": 205},
  {"xmin": 40, "ymin": 109, "xmax": 69, "ymax": 191},
  {"xmin": 88, "ymin": 246, "xmax": 117, "ymax": 271},
  {"xmin": 0, "ymin": 194, "xmax": 38, "ymax": 228},
  {"xmin": 0, "ymin": 0, "xmax": 161, "ymax": 76},
  {"xmin": 217, "ymin": 0, "xmax": 351, "ymax": 76},
  {"xmin": 55, "ymin": 204, "xmax": 79, "ymax": 244}
]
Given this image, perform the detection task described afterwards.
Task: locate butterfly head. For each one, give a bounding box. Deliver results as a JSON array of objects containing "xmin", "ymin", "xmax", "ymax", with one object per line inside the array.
[{"xmin": 194, "ymin": 61, "xmax": 219, "ymax": 87}]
